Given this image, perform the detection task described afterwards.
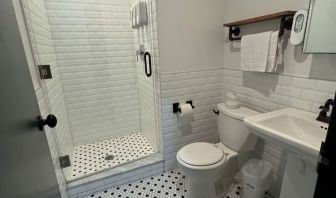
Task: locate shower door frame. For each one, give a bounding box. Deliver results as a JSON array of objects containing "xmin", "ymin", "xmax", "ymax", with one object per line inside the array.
[{"xmin": 16, "ymin": 0, "xmax": 162, "ymax": 183}]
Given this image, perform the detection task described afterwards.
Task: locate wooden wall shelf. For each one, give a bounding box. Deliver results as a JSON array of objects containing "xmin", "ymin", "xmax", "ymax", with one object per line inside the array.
[
  {"xmin": 224, "ymin": 11, "xmax": 296, "ymax": 27},
  {"xmin": 223, "ymin": 11, "xmax": 297, "ymax": 41}
]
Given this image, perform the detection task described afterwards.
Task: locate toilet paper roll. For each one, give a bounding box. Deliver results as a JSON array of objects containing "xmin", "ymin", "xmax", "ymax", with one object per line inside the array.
[{"xmin": 178, "ymin": 103, "xmax": 193, "ymax": 117}]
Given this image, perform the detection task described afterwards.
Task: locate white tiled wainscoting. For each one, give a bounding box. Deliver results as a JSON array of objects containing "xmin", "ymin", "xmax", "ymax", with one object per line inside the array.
[
  {"xmin": 221, "ymin": 68, "xmax": 335, "ymax": 114},
  {"xmin": 160, "ymin": 69, "xmax": 223, "ymax": 170}
]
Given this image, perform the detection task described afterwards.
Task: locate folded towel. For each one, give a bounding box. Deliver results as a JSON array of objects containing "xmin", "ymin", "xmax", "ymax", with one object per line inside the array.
[
  {"xmin": 241, "ymin": 31, "xmax": 272, "ymax": 72},
  {"xmin": 266, "ymin": 31, "xmax": 280, "ymax": 72}
]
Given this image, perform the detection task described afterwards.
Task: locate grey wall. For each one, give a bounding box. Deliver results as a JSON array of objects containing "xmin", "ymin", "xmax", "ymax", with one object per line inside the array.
[
  {"xmin": 222, "ymin": 0, "xmax": 336, "ymax": 81},
  {"xmin": 156, "ymin": 0, "xmax": 225, "ymax": 73}
]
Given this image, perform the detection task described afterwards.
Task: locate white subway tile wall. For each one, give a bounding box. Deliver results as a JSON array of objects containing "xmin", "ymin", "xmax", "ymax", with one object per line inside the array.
[
  {"xmin": 45, "ymin": 0, "xmax": 141, "ymax": 144},
  {"xmin": 22, "ymin": 0, "xmax": 73, "ymax": 197},
  {"xmin": 221, "ymin": 68, "xmax": 336, "ymax": 183},
  {"xmin": 23, "ymin": 0, "xmax": 74, "ymax": 158},
  {"xmin": 222, "ymin": 69, "xmax": 335, "ymax": 114},
  {"xmin": 160, "ymin": 69, "xmax": 222, "ymax": 170}
]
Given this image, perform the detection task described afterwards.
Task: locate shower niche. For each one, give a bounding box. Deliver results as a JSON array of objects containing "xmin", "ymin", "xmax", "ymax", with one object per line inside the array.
[{"xmin": 20, "ymin": 0, "xmax": 161, "ymax": 182}]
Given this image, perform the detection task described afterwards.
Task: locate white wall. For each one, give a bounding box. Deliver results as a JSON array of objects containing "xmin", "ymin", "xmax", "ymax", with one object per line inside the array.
[{"xmin": 156, "ymin": 0, "xmax": 225, "ymax": 73}]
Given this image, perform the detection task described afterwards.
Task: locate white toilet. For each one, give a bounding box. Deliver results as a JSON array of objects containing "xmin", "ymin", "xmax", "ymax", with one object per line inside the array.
[{"xmin": 176, "ymin": 103, "xmax": 259, "ymax": 198}]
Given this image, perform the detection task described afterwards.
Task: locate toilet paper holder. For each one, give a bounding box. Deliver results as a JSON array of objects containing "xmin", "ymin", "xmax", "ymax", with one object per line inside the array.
[{"xmin": 173, "ymin": 101, "xmax": 195, "ymax": 113}]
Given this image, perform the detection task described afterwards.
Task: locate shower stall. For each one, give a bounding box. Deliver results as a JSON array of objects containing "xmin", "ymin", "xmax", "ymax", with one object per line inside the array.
[{"xmin": 19, "ymin": 0, "xmax": 160, "ymax": 182}]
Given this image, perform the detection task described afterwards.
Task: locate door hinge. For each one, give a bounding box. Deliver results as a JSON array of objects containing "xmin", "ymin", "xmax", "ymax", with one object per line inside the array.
[
  {"xmin": 38, "ymin": 65, "xmax": 52, "ymax": 79},
  {"xmin": 59, "ymin": 155, "xmax": 71, "ymax": 168}
]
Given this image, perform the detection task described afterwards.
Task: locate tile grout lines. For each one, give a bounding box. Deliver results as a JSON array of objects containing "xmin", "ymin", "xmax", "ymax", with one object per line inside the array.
[{"xmin": 70, "ymin": 133, "xmax": 155, "ymax": 180}]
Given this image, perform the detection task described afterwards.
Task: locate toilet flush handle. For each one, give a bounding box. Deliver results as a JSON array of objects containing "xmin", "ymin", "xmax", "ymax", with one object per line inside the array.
[{"xmin": 213, "ymin": 109, "xmax": 219, "ymax": 115}]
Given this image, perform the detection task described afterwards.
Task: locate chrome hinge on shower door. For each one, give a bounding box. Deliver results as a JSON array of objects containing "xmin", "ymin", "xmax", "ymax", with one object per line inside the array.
[
  {"xmin": 59, "ymin": 155, "xmax": 71, "ymax": 168},
  {"xmin": 38, "ymin": 65, "xmax": 52, "ymax": 79}
]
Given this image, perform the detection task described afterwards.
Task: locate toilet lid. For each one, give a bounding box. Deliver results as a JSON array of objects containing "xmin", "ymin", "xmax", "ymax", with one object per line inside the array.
[{"xmin": 177, "ymin": 142, "xmax": 224, "ymax": 166}]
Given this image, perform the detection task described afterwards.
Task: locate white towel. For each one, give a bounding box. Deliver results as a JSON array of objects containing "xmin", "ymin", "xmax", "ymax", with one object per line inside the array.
[
  {"xmin": 266, "ymin": 31, "xmax": 280, "ymax": 72},
  {"xmin": 241, "ymin": 31, "xmax": 272, "ymax": 72}
]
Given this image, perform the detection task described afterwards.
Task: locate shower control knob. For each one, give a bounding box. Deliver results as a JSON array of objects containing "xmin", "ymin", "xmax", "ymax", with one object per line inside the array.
[{"xmin": 37, "ymin": 114, "xmax": 57, "ymax": 131}]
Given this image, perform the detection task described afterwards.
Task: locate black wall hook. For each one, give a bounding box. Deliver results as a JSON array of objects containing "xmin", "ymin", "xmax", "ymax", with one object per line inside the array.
[{"xmin": 173, "ymin": 101, "xmax": 195, "ymax": 113}]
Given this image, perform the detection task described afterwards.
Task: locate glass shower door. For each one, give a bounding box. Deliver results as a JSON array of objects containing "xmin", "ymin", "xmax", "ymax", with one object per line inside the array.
[{"xmin": 20, "ymin": 0, "xmax": 159, "ymax": 182}]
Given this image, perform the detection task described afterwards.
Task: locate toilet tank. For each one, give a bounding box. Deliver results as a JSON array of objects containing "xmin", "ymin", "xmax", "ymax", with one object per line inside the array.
[{"xmin": 217, "ymin": 103, "xmax": 259, "ymax": 152}]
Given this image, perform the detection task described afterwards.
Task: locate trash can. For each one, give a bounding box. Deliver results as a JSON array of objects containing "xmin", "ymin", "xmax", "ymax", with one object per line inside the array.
[{"xmin": 235, "ymin": 159, "xmax": 273, "ymax": 198}]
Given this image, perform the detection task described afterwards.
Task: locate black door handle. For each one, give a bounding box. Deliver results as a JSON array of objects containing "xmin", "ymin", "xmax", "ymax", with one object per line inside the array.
[
  {"xmin": 144, "ymin": 52, "xmax": 152, "ymax": 77},
  {"xmin": 37, "ymin": 114, "xmax": 57, "ymax": 131}
]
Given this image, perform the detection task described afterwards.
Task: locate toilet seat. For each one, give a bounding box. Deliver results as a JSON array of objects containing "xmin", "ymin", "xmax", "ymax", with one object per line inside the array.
[{"xmin": 177, "ymin": 142, "xmax": 227, "ymax": 170}]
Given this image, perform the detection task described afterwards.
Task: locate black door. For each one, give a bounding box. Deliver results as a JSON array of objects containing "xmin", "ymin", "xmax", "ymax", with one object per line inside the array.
[
  {"xmin": 314, "ymin": 93, "xmax": 336, "ymax": 198},
  {"xmin": 0, "ymin": 0, "xmax": 62, "ymax": 197}
]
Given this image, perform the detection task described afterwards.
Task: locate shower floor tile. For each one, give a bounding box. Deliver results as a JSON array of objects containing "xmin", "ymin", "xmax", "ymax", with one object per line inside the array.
[{"xmin": 70, "ymin": 133, "xmax": 155, "ymax": 180}]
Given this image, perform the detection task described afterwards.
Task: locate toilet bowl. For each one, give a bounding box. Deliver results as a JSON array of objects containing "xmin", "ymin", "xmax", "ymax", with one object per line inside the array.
[{"xmin": 176, "ymin": 104, "xmax": 259, "ymax": 198}]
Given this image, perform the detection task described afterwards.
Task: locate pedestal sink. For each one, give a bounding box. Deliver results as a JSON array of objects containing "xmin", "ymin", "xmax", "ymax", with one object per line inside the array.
[{"xmin": 244, "ymin": 108, "xmax": 328, "ymax": 158}]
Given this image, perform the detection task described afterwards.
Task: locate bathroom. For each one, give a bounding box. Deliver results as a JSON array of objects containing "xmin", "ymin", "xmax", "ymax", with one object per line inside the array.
[{"xmin": 0, "ymin": 0, "xmax": 336, "ymax": 197}]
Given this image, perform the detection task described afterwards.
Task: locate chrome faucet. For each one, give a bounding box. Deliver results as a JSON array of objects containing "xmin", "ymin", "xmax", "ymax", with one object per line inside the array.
[{"xmin": 317, "ymin": 99, "xmax": 334, "ymax": 123}]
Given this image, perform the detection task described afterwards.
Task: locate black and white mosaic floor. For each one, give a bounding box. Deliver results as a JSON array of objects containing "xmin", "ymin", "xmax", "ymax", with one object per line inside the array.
[
  {"xmin": 84, "ymin": 170, "xmax": 262, "ymax": 198},
  {"xmin": 70, "ymin": 133, "xmax": 155, "ymax": 179},
  {"xmin": 226, "ymin": 184, "xmax": 272, "ymax": 198},
  {"xmin": 85, "ymin": 170, "xmax": 188, "ymax": 198},
  {"xmin": 225, "ymin": 184, "xmax": 242, "ymax": 198}
]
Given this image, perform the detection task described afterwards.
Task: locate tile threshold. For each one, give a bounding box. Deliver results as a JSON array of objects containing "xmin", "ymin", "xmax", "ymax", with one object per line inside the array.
[{"xmin": 67, "ymin": 153, "xmax": 163, "ymax": 189}]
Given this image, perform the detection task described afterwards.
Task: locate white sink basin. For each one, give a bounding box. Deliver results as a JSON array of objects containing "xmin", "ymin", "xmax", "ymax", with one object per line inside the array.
[{"xmin": 244, "ymin": 108, "xmax": 328, "ymax": 157}]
